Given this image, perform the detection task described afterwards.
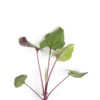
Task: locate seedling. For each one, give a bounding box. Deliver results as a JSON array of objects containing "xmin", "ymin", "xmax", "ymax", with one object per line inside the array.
[{"xmin": 14, "ymin": 27, "xmax": 87, "ymax": 100}]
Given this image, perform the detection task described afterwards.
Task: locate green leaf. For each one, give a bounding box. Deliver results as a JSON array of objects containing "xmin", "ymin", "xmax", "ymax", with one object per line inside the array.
[
  {"xmin": 68, "ymin": 70, "xmax": 88, "ymax": 78},
  {"xmin": 40, "ymin": 27, "xmax": 65, "ymax": 50},
  {"xmin": 45, "ymin": 68, "xmax": 48, "ymax": 83},
  {"xmin": 51, "ymin": 44, "xmax": 74, "ymax": 61},
  {"xmin": 14, "ymin": 75, "xmax": 27, "ymax": 88},
  {"xmin": 19, "ymin": 37, "xmax": 40, "ymax": 50}
]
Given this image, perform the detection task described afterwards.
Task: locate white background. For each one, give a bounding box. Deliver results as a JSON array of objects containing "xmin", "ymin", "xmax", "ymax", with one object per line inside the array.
[{"xmin": 0, "ymin": 0, "xmax": 100, "ymax": 100}]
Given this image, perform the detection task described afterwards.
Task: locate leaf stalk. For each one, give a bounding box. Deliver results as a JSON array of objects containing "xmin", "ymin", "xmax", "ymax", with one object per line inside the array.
[
  {"xmin": 47, "ymin": 48, "xmax": 51, "ymax": 77},
  {"xmin": 24, "ymin": 82, "xmax": 42, "ymax": 100},
  {"xmin": 36, "ymin": 49, "xmax": 45, "ymax": 94},
  {"xmin": 47, "ymin": 74, "xmax": 70, "ymax": 98}
]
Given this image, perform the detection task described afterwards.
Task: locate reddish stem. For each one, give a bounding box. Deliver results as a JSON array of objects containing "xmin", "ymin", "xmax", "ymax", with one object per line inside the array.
[
  {"xmin": 44, "ymin": 50, "xmax": 64, "ymax": 100},
  {"xmin": 36, "ymin": 49, "xmax": 45, "ymax": 94},
  {"xmin": 47, "ymin": 74, "xmax": 70, "ymax": 98},
  {"xmin": 47, "ymin": 52, "xmax": 62, "ymax": 88},
  {"xmin": 24, "ymin": 83, "xmax": 42, "ymax": 100},
  {"xmin": 47, "ymin": 48, "xmax": 51, "ymax": 77},
  {"xmin": 47, "ymin": 58, "xmax": 58, "ymax": 86},
  {"xmin": 44, "ymin": 58, "xmax": 58, "ymax": 100}
]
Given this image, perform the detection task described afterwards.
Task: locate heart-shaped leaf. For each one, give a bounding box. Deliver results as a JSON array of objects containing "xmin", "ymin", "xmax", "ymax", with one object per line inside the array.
[
  {"xmin": 68, "ymin": 70, "xmax": 88, "ymax": 78},
  {"xmin": 40, "ymin": 27, "xmax": 65, "ymax": 50},
  {"xmin": 19, "ymin": 37, "xmax": 39, "ymax": 50},
  {"xmin": 51, "ymin": 44, "xmax": 74, "ymax": 61},
  {"xmin": 14, "ymin": 75, "xmax": 27, "ymax": 88}
]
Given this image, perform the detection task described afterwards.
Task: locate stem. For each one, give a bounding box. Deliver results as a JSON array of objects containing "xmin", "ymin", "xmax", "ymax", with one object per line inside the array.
[
  {"xmin": 47, "ymin": 52, "xmax": 62, "ymax": 87},
  {"xmin": 44, "ymin": 48, "xmax": 51, "ymax": 100},
  {"xmin": 47, "ymin": 48, "xmax": 51, "ymax": 77},
  {"xmin": 44, "ymin": 58, "xmax": 58, "ymax": 100},
  {"xmin": 36, "ymin": 49, "xmax": 45, "ymax": 94},
  {"xmin": 24, "ymin": 83, "xmax": 42, "ymax": 100},
  {"xmin": 47, "ymin": 58, "xmax": 58, "ymax": 85},
  {"xmin": 47, "ymin": 74, "xmax": 70, "ymax": 98},
  {"xmin": 45, "ymin": 51, "xmax": 64, "ymax": 99},
  {"xmin": 47, "ymin": 52, "xmax": 62, "ymax": 88}
]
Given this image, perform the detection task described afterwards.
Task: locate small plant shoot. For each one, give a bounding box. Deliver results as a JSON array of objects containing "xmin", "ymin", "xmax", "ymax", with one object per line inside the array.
[{"xmin": 14, "ymin": 27, "xmax": 87, "ymax": 100}]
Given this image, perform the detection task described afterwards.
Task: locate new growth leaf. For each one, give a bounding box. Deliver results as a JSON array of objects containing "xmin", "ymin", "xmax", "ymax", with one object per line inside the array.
[{"xmin": 19, "ymin": 37, "xmax": 40, "ymax": 50}]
